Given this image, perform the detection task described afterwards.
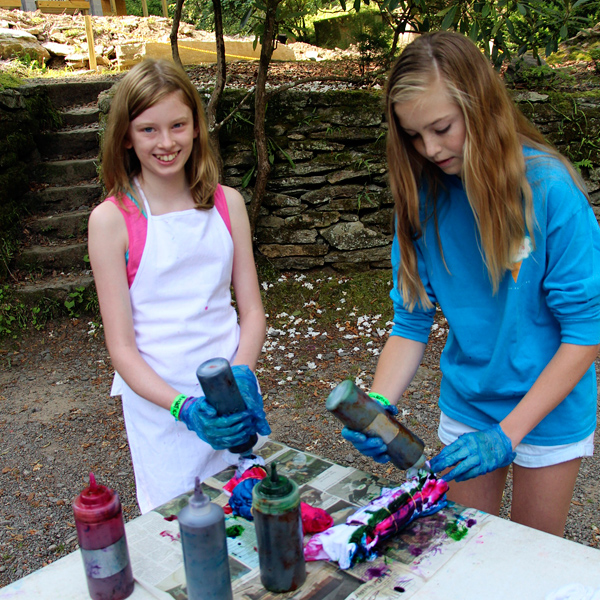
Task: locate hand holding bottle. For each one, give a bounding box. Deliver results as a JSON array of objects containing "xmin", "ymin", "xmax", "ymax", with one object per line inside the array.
[
  {"xmin": 340, "ymin": 392, "xmax": 399, "ymax": 464},
  {"xmin": 176, "ymin": 396, "xmax": 253, "ymax": 450}
]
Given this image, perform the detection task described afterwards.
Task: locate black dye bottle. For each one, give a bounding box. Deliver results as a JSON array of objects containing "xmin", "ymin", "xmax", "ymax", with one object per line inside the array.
[
  {"xmin": 327, "ymin": 380, "xmax": 427, "ymax": 470},
  {"xmin": 252, "ymin": 463, "xmax": 306, "ymax": 593},
  {"xmin": 196, "ymin": 357, "xmax": 257, "ymax": 455},
  {"xmin": 178, "ymin": 478, "xmax": 233, "ymax": 600}
]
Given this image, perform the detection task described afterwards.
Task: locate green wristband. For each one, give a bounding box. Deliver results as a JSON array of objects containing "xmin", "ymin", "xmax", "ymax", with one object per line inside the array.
[
  {"xmin": 170, "ymin": 393, "xmax": 188, "ymax": 420},
  {"xmin": 368, "ymin": 391, "xmax": 392, "ymax": 407}
]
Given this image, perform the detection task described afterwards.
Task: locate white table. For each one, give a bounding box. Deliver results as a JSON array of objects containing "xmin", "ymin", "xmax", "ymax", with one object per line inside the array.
[{"xmin": 2, "ymin": 441, "xmax": 599, "ymax": 600}]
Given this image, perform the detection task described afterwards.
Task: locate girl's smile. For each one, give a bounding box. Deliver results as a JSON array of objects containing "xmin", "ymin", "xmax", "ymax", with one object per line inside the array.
[
  {"xmin": 394, "ymin": 77, "xmax": 466, "ymax": 176},
  {"xmin": 125, "ymin": 90, "xmax": 198, "ymax": 180}
]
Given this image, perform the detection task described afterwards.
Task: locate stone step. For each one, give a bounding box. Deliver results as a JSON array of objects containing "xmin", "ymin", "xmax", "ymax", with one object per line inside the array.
[
  {"xmin": 13, "ymin": 273, "xmax": 95, "ymax": 307},
  {"xmin": 38, "ymin": 126, "xmax": 99, "ymax": 160},
  {"xmin": 28, "ymin": 209, "xmax": 91, "ymax": 240},
  {"xmin": 29, "ymin": 183, "xmax": 103, "ymax": 213},
  {"xmin": 34, "ymin": 159, "xmax": 98, "ymax": 186},
  {"xmin": 16, "ymin": 242, "xmax": 89, "ymax": 272},
  {"xmin": 22, "ymin": 79, "xmax": 116, "ymax": 110},
  {"xmin": 61, "ymin": 106, "xmax": 100, "ymax": 128}
]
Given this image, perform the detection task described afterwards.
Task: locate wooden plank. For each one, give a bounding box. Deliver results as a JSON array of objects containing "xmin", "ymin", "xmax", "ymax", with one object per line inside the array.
[
  {"xmin": 140, "ymin": 0, "xmax": 147, "ymax": 17},
  {"xmin": 160, "ymin": 0, "xmax": 167, "ymax": 17},
  {"xmin": 36, "ymin": 0, "xmax": 90, "ymax": 13},
  {"xmin": 0, "ymin": 0, "xmax": 22, "ymax": 8},
  {"xmin": 84, "ymin": 14, "xmax": 96, "ymax": 70}
]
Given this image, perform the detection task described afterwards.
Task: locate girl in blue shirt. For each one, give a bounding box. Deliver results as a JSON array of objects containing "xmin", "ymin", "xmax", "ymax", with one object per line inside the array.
[{"xmin": 342, "ymin": 31, "xmax": 600, "ymax": 537}]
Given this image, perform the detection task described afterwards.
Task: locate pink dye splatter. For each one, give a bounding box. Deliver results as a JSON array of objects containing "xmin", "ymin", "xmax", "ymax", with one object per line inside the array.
[
  {"xmin": 160, "ymin": 530, "xmax": 180, "ymax": 542},
  {"xmin": 164, "ymin": 514, "xmax": 178, "ymax": 522}
]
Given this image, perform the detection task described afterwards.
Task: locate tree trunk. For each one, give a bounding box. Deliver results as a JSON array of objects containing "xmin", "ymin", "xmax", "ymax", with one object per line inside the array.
[
  {"xmin": 206, "ymin": 0, "xmax": 227, "ymax": 180},
  {"xmin": 248, "ymin": 0, "xmax": 281, "ymax": 234},
  {"xmin": 170, "ymin": 0, "xmax": 185, "ymax": 67}
]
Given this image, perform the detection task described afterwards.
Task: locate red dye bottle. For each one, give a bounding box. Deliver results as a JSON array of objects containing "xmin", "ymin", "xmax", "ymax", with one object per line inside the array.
[{"xmin": 72, "ymin": 473, "xmax": 135, "ymax": 600}]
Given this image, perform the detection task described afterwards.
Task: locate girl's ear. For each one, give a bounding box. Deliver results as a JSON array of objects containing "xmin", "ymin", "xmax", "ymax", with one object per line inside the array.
[
  {"xmin": 124, "ymin": 136, "xmax": 133, "ymax": 149},
  {"xmin": 193, "ymin": 125, "xmax": 199, "ymax": 139}
]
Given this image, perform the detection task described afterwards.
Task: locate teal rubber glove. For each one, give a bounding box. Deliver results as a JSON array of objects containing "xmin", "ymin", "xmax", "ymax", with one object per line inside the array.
[
  {"xmin": 430, "ymin": 424, "xmax": 516, "ymax": 482},
  {"xmin": 178, "ymin": 396, "xmax": 254, "ymax": 450},
  {"xmin": 231, "ymin": 365, "xmax": 271, "ymax": 437},
  {"xmin": 341, "ymin": 395, "xmax": 399, "ymax": 464}
]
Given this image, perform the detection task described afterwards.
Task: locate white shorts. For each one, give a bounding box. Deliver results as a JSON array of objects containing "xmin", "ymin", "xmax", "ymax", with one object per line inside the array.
[{"xmin": 438, "ymin": 412, "xmax": 595, "ymax": 468}]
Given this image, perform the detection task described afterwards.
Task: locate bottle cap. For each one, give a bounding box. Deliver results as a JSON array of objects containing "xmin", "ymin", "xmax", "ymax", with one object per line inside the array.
[
  {"xmin": 188, "ymin": 477, "xmax": 210, "ymax": 511},
  {"xmin": 256, "ymin": 463, "xmax": 293, "ymax": 498},
  {"xmin": 72, "ymin": 473, "xmax": 120, "ymax": 522}
]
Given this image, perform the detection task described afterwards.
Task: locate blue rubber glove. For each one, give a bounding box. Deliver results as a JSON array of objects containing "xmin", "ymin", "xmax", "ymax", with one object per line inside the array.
[
  {"xmin": 178, "ymin": 396, "xmax": 253, "ymax": 450},
  {"xmin": 231, "ymin": 365, "xmax": 271, "ymax": 437},
  {"xmin": 341, "ymin": 396, "xmax": 399, "ymax": 464},
  {"xmin": 229, "ymin": 478, "xmax": 259, "ymax": 520},
  {"xmin": 429, "ymin": 424, "xmax": 517, "ymax": 483}
]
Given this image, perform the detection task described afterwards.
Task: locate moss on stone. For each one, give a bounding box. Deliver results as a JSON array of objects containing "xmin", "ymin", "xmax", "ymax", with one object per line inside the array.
[{"xmin": 0, "ymin": 73, "xmax": 23, "ymax": 90}]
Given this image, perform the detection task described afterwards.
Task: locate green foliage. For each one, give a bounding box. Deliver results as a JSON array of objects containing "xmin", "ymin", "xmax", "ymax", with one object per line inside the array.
[
  {"xmin": 238, "ymin": 0, "xmax": 324, "ymax": 45},
  {"xmin": 0, "ymin": 285, "xmax": 26, "ymax": 338},
  {"xmin": 125, "ymin": 0, "xmax": 174, "ymax": 17},
  {"xmin": 551, "ymin": 97, "xmax": 600, "ymax": 167},
  {"xmin": 241, "ymin": 136, "xmax": 296, "ymax": 188},
  {"xmin": 352, "ymin": 11, "xmax": 393, "ymax": 73},
  {"xmin": 181, "ymin": 0, "xmax": 255, "ymax": 34},
  {"xmin": 344, "ymin": 0, "xmax": 600, "ymax": 67},
  {"xmin": 64, "ymin": 286, "xmax": 99, "ymax": 318}
]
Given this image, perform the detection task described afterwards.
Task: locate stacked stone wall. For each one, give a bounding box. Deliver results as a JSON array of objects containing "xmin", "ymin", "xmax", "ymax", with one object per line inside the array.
[{"xmin": 214, "ymin": 87, "xmax": 600, "ymax": 271}]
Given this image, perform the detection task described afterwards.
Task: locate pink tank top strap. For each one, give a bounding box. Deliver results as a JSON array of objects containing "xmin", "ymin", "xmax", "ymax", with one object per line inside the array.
[
  {"xmin": 214, "ymin": 184, "xmax": 232, "ymax": 236},
  {"xmin": 106, "ymin": 185, "xmax": 231, "ymax": 288},
  {"xmin": 106, "ymin": 194, "xmax": 147, "ymax": 288}
]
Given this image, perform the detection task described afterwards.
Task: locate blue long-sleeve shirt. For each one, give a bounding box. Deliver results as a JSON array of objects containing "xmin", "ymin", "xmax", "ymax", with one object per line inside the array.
[{"xmin": 390, "ymin": 147, "xmax": 600, "ymax": 445}]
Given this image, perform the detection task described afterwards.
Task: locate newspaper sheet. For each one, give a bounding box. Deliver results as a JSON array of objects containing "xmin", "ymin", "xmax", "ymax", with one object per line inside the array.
[{"xmin": 125, "ymin": 440, "xmax": 486, "ymax": 599}]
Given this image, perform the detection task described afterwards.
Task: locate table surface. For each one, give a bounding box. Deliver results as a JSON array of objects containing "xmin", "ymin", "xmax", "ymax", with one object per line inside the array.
[{"xmin": 2, "ymin": 440, "xmax": 600, "ymax": 600}]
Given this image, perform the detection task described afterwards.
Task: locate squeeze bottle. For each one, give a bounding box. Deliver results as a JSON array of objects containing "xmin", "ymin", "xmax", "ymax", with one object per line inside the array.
[
  {"xmin": 72, "ymin": 473, "xmax": 134, "ymax": 600},
  {"xmin": 196, "ymin": 357, "xmax": 257, "ymax": 455},
  {"xmin": 177, "ymin": 478, "xmax": 233, "ymax": 600},
  {"xmin": 326, "ymin": 380, "xmax": 428, "ymax": 470},
  {"xmin": 252, "ymin": 463, "xmax": 306, "ymax": 593}
]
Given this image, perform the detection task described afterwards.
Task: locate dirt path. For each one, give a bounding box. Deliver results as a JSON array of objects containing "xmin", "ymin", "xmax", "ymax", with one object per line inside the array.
[{"xmin": 1, "ymin": 280, "xmax": 599, "ymax": 587}]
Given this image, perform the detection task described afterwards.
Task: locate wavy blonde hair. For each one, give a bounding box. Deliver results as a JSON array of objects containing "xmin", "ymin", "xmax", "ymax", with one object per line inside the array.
[
  {"xmin": 102, "ymin": 58, "xmax": 219, "ymax": 209},
  {"xmin": 385, "ymin": 31, "xmax": 586, "ymax": 310}
]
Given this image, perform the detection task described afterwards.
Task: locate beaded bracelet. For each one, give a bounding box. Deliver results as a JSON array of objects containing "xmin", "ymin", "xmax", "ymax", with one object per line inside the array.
[
  {"xmin": 170, "ymin": 393, "xmax": 189, "ymax": 420},
  {"xmin": 368, "ymin": 391, "xmax": 392, "ymax": 407}
]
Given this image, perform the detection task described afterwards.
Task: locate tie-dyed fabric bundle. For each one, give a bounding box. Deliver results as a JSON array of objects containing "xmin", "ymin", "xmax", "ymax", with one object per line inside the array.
[{"xmin": 304, "ymin": 470, "xmax": 448, "ymax": 569}]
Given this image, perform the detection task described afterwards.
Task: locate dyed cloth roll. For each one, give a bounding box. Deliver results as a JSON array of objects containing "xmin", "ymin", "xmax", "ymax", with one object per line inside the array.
[{"xmin": 304, "ymin": 470, "xmax": 448, "ymax": 569}]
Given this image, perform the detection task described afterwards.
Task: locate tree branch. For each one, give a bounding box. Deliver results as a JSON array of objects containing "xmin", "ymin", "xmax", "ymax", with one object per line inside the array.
[{"xmin": 170, "ymin": 0, "xmax": 184, "ymax": 67}]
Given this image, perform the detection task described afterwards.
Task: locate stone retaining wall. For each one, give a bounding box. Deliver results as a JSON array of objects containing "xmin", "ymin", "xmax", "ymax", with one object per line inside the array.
[
  {"xmin": 210, "ymin": 86, "xmax": 600, "ymax": 271},
  {"xmin": 0, "ymin": 83, "xmax": 59, "ymax": 277}
]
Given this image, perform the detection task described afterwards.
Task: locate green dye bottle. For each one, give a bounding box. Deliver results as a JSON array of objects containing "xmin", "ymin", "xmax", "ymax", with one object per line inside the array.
[
  {"xmin": 252, "ymin": 463, "xmax": 306, "ymax": 593},
  {"xmin": 326, "ymin": 380, "xmax": 427, "ymax": 470}
]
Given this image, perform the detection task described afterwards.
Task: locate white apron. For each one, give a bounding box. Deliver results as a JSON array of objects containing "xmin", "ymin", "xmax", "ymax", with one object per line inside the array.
[{"xmin": 111, "ymin": 182, "xmax": 240, "ymax": 513}]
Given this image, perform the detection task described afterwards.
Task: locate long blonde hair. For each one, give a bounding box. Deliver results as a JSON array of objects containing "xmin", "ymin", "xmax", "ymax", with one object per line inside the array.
[
  {"xmin": 102, "ymin": 58, "xmax": 219, "ymax": 209},
  {"xmin": 385, "ymin": 31, "xmax": 586, "ymax": 310}
]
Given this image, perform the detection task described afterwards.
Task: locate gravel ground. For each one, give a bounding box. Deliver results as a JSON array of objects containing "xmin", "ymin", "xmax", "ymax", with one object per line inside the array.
[{"xmin": 1, "ymin": 272, "xmax": 599, "ymax": 589}]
